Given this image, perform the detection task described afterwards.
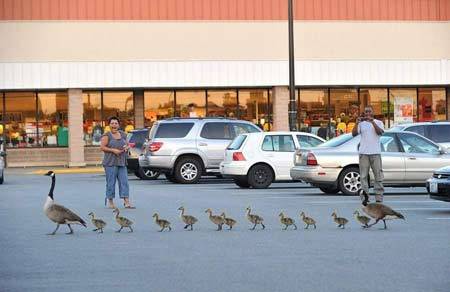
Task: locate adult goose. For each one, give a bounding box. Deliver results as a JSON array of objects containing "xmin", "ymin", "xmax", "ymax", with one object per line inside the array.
[
  {"xmin": 360, "ymin": 190, "xmax": 405, "ymax": 229},
  {"xmin": 43, "ymin": 171, "xmax": 86, "ymax": 235}
]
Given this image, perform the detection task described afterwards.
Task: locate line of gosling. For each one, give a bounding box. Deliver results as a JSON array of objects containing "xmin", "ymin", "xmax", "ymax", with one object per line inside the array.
[{"xmin": 84, "ymin": 207, "xmax": 399, "ymax": 234}]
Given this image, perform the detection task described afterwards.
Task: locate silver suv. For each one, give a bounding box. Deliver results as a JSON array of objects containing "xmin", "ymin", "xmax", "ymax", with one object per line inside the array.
[
  {"xmin": 0, "ymin": 138, "xmax": 5, "ymax": 184},
  {"xmin": 389, "ymin": 121, "xmax": 450, "ymax": 149},
  {"xmin": 139, "ymin": 118, "xmax": 262, "ymax": 184}
]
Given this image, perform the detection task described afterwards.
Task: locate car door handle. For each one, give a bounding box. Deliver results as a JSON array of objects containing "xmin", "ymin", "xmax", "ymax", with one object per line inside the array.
[
  {"xmin": 407, "ymin": 157, "xmax": 416, "ymax": 160},
  {"xmin": 199, "ymin": 142, "xmax": 208, "ymax": 146}
]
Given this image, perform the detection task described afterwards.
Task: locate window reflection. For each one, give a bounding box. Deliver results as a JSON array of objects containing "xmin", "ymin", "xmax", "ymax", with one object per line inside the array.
[
  {"xmin": 207, "ymin": 90, "xmax": 237, "ymax": 118},
  {"xmin": 83, "ymin": 92, "xmax": 102, "ymax": 146},
  {"xmin": 38, "ymin": 92, "xmax": 69, "ymax": 147},
  {"xmin": 298, "ymin": 89, "xmax": 329, "ymax": 137},
  {"xmin": 360, "ymin": 88, "xmax": 389, "ymax": 128},
  {"xmin": 418, "ymin": 88, "xmax": 446, "ymax": 122},
  {"xmin": 330, "ymin": 89, "xmax": 358, "ymax": 136},
  {"xmin": 239, "ymin": 89, "xmax": 270, "ymax": 131},
  {"xmin": 103, "ymin": 91, "xmax": 134, "ymax": 133},
  {"xmin": 176, "ymin": 91, "xmax": 206, "ymax": 118},
  {"xmin": 4, "ymin": 92, "xmax": 38, "ymax": 148},
  {"xmin": 144, "ymin": 91, "xmax": 174, "ymax": 127},
  {"xmin": 389, "ymin": 89, "xmax": 417, "ymax": 125}
]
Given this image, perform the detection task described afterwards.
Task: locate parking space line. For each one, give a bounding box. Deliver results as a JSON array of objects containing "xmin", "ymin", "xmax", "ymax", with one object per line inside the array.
[{"xmin": 426, "ymin": 218, "xmax": 450, "ymax": 220}]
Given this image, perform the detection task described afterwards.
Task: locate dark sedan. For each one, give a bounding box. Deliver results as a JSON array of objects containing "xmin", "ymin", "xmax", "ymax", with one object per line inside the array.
[{"xmin": 427, "ymin": 166, "xmax": 450, "ymax": 202}]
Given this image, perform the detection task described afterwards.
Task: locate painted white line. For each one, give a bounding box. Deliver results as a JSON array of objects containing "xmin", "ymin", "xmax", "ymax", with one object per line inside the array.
[
  {"xmin": 307, "ymin": 200, "xmax": 441, "ymax": 204},
  {"xmin": 426, "ymin": 218, "xmax": 450, "ymax": 220}
]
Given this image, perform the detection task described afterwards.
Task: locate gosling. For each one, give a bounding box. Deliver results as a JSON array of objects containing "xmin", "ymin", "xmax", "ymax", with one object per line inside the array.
[
  {"xmin": 361, "ymin": 190, "xmax": 405, "ymax": 229},
  {"xmin": 331, "ymin": 211, "xmax": 348, "ymax": 229},
  {"xmin": 152, "ymin": 213, "xmax": 171, "ymax": 232},
  {"xmin": 205, "ymin": 208, "xmax": 225, "ymax": 231},
  {"xmin": 299, "ymin": 211, "xmax": 316, "ymax": 229},
  {"xmin": 279, "ymin": 212, "xmax": 297, "ymax": 230},
  {"xmin": 178, "ymin": 206, "xmax": 198, "ymax": 231},
  {"xmin": 221, "ymin": 212, "xmax": 237, "ymax": 230},
  {"xmin": 113, "ymin": 208, "xmax": 133, "ymax": 233},
  {"xmin": 246, "ymin": 207, "xmax": 265, "ymax": 230},
  {"xmin": 353, "ymin": 210, "xmax": 371, "ymax": 228},
  {"xmin": 88, "ymin": 212, "xmax": 107, "ymax": 233}
]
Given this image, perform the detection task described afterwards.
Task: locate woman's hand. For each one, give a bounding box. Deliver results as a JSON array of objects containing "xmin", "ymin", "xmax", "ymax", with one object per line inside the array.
[{"xmin": 112, "ymin": 149, "xmax": 123, "ymax": 156}]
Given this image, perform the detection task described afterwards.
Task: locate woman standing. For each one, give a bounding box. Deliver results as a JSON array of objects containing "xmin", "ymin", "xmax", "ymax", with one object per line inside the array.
[{"xmin": 100, "ymin": 116, "xmax": 135, "ymax": 209}]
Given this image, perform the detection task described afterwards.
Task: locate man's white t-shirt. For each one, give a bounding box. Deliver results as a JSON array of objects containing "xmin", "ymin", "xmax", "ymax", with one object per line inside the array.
[{"xmin": 358, "ymin": 119, "xmax": 384, "ymax": 155}]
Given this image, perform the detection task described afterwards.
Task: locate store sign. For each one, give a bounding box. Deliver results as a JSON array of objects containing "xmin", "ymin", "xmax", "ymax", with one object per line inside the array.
[{"xmin": 394, "ymin": 96, "xmax": 414, "ymax": 124}]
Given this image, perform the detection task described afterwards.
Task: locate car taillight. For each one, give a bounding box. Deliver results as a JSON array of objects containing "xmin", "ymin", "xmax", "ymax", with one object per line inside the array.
[
  {"xmin": 233, "ymin": 152, "xmax": 246, "ymax": 161},
  {"xmin": 149, "ymin": 142, "xmax": 163, "ymax": 152},
  {"xmin": 306, "ymin": 152, "xmax": 318, "ymax": 166},
  {"xmin": 128, "ymin": 142, "xmax": 136, "ymax": 148}
]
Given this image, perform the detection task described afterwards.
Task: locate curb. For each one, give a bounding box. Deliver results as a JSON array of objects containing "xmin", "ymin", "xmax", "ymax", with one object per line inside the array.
[{"xmin": 31, "ymin": 167, "xmax": 104, "ymax": 175}]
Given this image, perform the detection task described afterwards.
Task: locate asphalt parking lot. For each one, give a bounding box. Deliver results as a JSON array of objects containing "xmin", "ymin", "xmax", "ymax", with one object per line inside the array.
[{"xmin": 1, "ymin": 170, "xmax": 449, "ymax": 292}]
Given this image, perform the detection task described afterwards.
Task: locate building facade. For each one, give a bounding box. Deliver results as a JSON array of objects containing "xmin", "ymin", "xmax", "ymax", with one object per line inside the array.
[{"xmin": 1, "ymin": 0, "xmax": 449, "ymax": 167}]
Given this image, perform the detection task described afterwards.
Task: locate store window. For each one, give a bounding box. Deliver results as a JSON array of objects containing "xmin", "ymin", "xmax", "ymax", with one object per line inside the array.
[
  {"xmin": 298, "ymin": 89, "xmax": 328, "ymax": 137},
  {"xmin": 144, "ymin": 91, "xmax": 174, "ymax": 127},
  {"xmin": 389, "ymin": 88, "xmax": 417, "ymax": 126},
  {"xmin": 418, "ymin": 88, "xmax": 446, "ymax": 122},
  {"xmin": 38, "ymin": 92, "xmax": 69, "ymax": 147},
  {"xmin": 0, "ymin": 93, "xmax": 4, "ymax": 142},
  {"xmin": 330, "ymin": 89, "xmax": 358, "ymax": 136},
  {"xmin": 176, "ymin": 90, "xmax": 206, "ymax": 118},
  {"xmin": 4, "ymin": 92, "xmax": 38, "ymax": 148},
  {"xmin": 103, "ymin": 91, "xmax": 134, "ymax": 133},
  {"xmin": 207, "ymin": 90, "xmax": 237, "ymax": 118},
  {"xmin": 360, "ymin": 88, "xmax": 389, "ymax": 128},
  {"xmin": 83, "ymin": 92, "xmax": 102, "ymax": 146},
  {"xmin": 238, "ymin": 89, "xmax": 270, "ymax": 131}
]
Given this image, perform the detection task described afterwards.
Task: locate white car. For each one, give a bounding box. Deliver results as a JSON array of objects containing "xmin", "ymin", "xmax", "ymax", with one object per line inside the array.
[{"xmin": 220, "ymin": 132, "xmax": 325, "ymax": 188}]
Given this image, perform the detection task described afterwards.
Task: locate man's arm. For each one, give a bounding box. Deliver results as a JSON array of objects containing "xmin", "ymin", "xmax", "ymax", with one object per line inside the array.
[
  {"xmin": 371, "ymin": 120, "xmax": 384, "ymax": 136},
  {"xmin": 352, "ymin": 120, "xmax": 359, "ymax": 137}
]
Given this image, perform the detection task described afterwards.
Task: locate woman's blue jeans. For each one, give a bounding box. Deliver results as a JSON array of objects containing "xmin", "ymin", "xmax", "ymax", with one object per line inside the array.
[{"xmin": 104, "ymin": 166, "xmax": 129, "ymax": 199}]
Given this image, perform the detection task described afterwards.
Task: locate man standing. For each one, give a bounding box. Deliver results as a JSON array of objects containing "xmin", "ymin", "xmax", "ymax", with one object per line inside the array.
[{"xmin": 352, "ymin": 106, "xmax": 385, "ymax": 202}]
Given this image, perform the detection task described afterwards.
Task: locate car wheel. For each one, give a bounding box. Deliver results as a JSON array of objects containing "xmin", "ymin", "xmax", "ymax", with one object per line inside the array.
[
  {"xmin": 174, "ymin": 157, "xmax": 203, "ymax": 184},
  {"xmin": 319, "ymin": 186, "xmax": 340, "ymax": 194},
  {"xmin": 136, "ymin": 167, "xmax": 160, "ymax": 180},
  {"xmin": 247, "ymin": 164, "xmax": 274, "ymax": 189},
  {"xmin": 233, "ymin": 178, "xmax": 250, "ymax": 188},
  {"xmin": 338, "ymin": 167, "xmax": 361, "ymax": 196}
]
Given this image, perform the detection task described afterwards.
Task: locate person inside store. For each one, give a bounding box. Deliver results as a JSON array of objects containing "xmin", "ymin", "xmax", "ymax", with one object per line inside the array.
[
  {"xmin": 317, "ymin": 122, "xmax": 328, "ymax": 140},
  {"xmin": 100, "ymin": 116, "xmax": 135, "ymax": 209},
  {"xmin": 352, "ymin": 106, "xmax": 385, "ymax": 203}
]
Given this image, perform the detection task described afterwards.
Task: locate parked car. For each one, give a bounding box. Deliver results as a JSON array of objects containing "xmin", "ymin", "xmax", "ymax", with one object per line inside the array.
[
  {"xmin": 427, "ymin": 166, "xmax": 450, "ymax": 202},
  {"xmin": 389, "ymin": 121, "xmax": 450, "ymax": 149},
  {"xmin": 139, "ymin": 118, "xmax": 262, "ymax": 184},
  {"xmin": 0, "ymin": 139, "xmax": 5, "ymax": 184},
  {"xmin": 220, "ymin": 132, "xmax": 325, "ymax": 188},
  {"xmin": 127, "ymin": 128, "xmax": 160, "ymax": 180},
  {"xmin": 290, "ymin": 131, "xmax": 450, "ymax": 195}
]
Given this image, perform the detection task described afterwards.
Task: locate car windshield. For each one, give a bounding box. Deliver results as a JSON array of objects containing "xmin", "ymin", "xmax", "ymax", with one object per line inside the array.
[
  {"xmin": 388, "ymin": 126, "xmax": 406, "ymax": 131},
  {"xmin": 317, "ymin": 134, "xmax": 354, "ymax": 148}
]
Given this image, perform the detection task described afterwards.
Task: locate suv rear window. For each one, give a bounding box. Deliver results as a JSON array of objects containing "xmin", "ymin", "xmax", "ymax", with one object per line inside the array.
[
  {"xmin": 231, "ymin": 123, "xmax": 261, "ymax": 136},
  {"xmin": 227, "ymin": 135, "xmax": 247, "ymax": 150},
  {"xmin": 155, "ymin": 123, "xmax": 194, "ymax": 138},
  {"xmin": 429, "ymin": 125, "xmax": 450, "ymax": 143},
  {"xmin": 405, "ymin": 125, "xmax": 425, "ymax": 137}
]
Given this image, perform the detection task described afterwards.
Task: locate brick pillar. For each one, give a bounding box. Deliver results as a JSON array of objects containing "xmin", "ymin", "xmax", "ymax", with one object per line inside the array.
[
  {"xmin": 134, "ymin": 90, "xmax": 145, "ymax": 128},
  {"xmin": 68, "ymin": 89, "xmax": 86, "ymax": 167},
  {"xmin": 272, "ymin": 86, "xmax": 290, "ymax": 131}
]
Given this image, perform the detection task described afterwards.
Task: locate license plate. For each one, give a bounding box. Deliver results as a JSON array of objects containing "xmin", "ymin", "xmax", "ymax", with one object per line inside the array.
[{"xmin": 430, "ymin": 182, "xmax": 438, "ymax": 193}]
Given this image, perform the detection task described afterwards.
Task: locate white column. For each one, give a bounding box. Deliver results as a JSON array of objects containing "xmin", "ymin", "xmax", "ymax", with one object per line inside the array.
[
  {"xmin": 272, "ymin": 86, "xmax": 290, "ymax": 131},
  {"xmin": 68, "ymin": 89, "xmax": 86, "ymax": 167}
]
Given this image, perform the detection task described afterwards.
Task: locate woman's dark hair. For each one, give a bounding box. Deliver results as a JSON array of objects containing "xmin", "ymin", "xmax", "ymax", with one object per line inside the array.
[{"xmin": 108, "ymin": 116, "xmax": 120, "ymax": 124}]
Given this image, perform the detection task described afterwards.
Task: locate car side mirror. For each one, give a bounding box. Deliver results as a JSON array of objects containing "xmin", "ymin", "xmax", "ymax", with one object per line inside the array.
[{"xmin": 438, "ymin": 147, "xmax": 447, "ymax": 155}]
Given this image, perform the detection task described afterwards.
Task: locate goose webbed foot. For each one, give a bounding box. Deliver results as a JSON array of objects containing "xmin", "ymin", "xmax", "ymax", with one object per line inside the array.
[
  {"xmin": 368, "ymin": 219, "xmax": 380, "ymax": 228},
  {"xmin": 65, "ymin": 224, "xmax": 74, "ymax": 235},
  {"xmin": 92, "ymin": 228, "xmax": 98, "ymax": 232},
  {"xmin": 383, "ymin": 220, "xmax": 387, "ymax": 229},
  {"xmin": 184, "ymin": 225, "xmax": 189, "ymax": 229},
  {"xmin": 168, "ymin": 226, "xmax": 172, "ymax": 231},
  {"xmin": 305, "ymin": 225, "xmax": 309, "ymax": 229},
  {"xmin": 293, "ymin": 224, "xmax": 297, "ymax": 230},
  {"xmin": 116, "ymin": 226, "xmax": 123, "ymax": 233},
  {"xmin": 190, "ymin": 224, "xmax": 193, "ymax": 231},
  {"xmin": 128, "ymin": 227, "xmax": 133, "ymax": 233},
  {"xmin": 47, "ymin": 224, "xmax": 60, "ymax": 235},
  {"xmin": 261, "ymin": 223, "xmax": 265, "ymax": 230},
  {"xmin": 314, "ymin": 224, "xmax": 317, "ymax": 229}
]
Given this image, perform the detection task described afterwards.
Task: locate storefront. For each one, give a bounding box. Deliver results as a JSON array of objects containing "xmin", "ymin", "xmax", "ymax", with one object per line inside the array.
[{"xmin": 1, "ymin": 0, "xmax": 449, "ymax": 166}]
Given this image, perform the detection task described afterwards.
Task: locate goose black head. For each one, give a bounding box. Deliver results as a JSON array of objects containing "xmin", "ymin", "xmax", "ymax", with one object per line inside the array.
[{"xmin": 44, "ymin": 171, "xmax": 55, "ymax": 177}]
